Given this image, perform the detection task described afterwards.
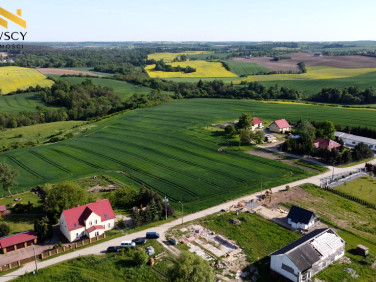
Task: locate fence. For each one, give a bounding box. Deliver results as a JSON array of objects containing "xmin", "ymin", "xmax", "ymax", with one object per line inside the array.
[{"xmin": 0, "ymin": 234, "xmax": 106, "ymax": 272}]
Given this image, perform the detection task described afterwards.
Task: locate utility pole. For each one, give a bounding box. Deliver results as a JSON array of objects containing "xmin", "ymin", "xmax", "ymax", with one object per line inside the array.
[
  {"xmin": 332, "ymin": 162, "xmax": 335, "ymax": 181},
  {"xmin": 163, "ymin": 196, "xmax": 169, "ymax": 220},
  {"xmin": 179, "ymin": 201, "xmax": 184, "ymax": 224},
  {"xmin": 32, "ymin": 244, "xmax": 38, "ymax": 273}
]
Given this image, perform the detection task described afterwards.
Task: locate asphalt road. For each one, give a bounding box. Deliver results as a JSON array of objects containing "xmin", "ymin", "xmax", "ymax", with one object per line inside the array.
[{"xmin": 1, "ymin": 159, "xmax": 375, "ymax": 281}]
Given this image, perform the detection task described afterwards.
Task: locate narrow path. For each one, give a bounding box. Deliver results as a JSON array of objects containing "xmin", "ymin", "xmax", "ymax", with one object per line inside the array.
[{"xmin": 1, "ymin": 159, "xmax": 375, "ymax": 281}]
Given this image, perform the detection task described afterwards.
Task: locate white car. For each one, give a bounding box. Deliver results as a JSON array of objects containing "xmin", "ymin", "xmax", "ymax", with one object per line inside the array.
[{"xmin": 120, "ymin": 241, "xmax": 136, "ymax": 248}]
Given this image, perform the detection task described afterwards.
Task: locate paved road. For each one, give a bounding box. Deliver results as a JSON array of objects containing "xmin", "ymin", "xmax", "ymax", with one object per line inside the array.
[{"xmin": 2, "ymin": 159, "xmax": 375, "ymax": 281}]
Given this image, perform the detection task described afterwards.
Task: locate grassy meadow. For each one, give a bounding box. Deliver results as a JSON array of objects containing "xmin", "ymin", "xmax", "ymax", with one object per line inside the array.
[
  {"xmin": 58, "ymin": 77, "xmax": 157, "ymax": 100},
  {"xmin": 147, "ymin": 51, "xmax": 213, "ymax": 62},
  {"xmin": 0, "ymin": 121, "xmax": 84, "ymax": 149},
  {"xmin": 335, "ymin": 176, "xmax": 376, "ymax": 205},
  {"xmin": 0, "ymin": 92, "xmax": 57, "ymax": 113},
  {"xmin": 145, "ymin": 61, "xmax": 237, "ymax": 78},
  {"xmin": 0, "ymin": 67, "xmax": 53, "ymax": 94}
]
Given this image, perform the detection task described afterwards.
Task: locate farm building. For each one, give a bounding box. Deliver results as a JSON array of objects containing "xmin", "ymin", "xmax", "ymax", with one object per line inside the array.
[
  {"xmin": 269, "ymin": 119, "xmax": 291, "ymax": 133},
  {"xmin": 356, "ymin": 244, "xmax": 369, "ymax": 256},
  {"xmin": 270, "ymin": 228, "xmax": 345, "ymax": 282},
  {"xmin": 335, "ymin": 131, "xmax": 376, "ymax": 152},
  {"xmin": 251, "ymin": 117, "xmax": 263, "ymax": 130},
  {"xmin": 0, "ymin": 230, "xmax": 37, "ymax": 254},
  {"xmin": 313, "ymin": 138, "xmax": 341, "ymax": 151},
  {"xmin": 59, "ymin": 199, "xmax": 115, "ymax": 242},
  {"xmin": 287, "ymin": 205, "xmax": 320, "ymax": 231},
  {"xmin": 0, "ymin": 205, "xmax": 8, "ymax": 217}
]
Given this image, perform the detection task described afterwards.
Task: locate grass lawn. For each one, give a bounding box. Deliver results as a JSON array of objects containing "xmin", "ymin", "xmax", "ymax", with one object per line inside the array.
[{"xmin": 335, "ymin": 176, "xmax": 376, "ymax": 205}]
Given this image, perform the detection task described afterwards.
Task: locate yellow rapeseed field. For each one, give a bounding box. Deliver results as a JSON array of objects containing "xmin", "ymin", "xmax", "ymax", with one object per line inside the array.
[
  {"xmin": 148, "ymin": 51, "xmax": 213, "ymax": 62},
  {"xmin": 145, "ymin": 61, "xmax": 237, "ymax": 78},
  {"xmin": 239, "ymin": 66, "xmax": 376, "ymax": 83},
  {"xmin": 0, "ymin": 66, "xmax": 54, "ymax": 94}
]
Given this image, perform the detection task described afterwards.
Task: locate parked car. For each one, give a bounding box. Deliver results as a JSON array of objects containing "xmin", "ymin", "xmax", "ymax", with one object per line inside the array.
[
  {"xmin": 169, "ymin": 237, "xmax": 178, "ymax": 245},
  {"xmin": 146, "ymin": 246, "xmax": 155, "ymax": 255},
  {"xmin": 132, "ymin": 237, "xmax": 147, "ymax": 245},
  {"xmin": 107, "ymin": 246, "xmax": 120, "ymax": 252},
  {"xmin": 120, "ymin": 241, "xmax": 136, "ymax": 248},
  {"xmin": 146, "ymin": 232, "xmax": 160, "ymax": 239}
]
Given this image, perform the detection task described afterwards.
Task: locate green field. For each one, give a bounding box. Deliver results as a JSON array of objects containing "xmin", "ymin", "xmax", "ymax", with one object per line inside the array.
[
  {"xmin": 1, "ymin": 99, "xmax": 376, "ymax": 210},
  {"xmin": 0, "ymin": 121, "xmax": 84, "ymax": 149},
  {"xmin": 0, "ymin": 99, "xmax": 321, "ymax": 211},
  {"xmin": 225, "ymin": 61, "xmax": 270, "ymax": 76},
  {"xmin": 336, "ymin": 176, "xmax": 376, "ymax": 205},
  {"xmin": 0, "ymin": 93, "xmax": 57, "ymax": 113},
  {"xmin": 252, "ymin": 70, "xmax": 376, "ymax": 95},
  {"xmin": 57, "ymin": 77, "xmax": 157, "ymax": 100}
]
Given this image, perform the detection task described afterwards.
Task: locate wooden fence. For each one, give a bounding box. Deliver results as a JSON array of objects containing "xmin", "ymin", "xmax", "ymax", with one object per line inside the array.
[{"xmin": 0, "ymin": 234, "xmax": 106, "ymax": 272}]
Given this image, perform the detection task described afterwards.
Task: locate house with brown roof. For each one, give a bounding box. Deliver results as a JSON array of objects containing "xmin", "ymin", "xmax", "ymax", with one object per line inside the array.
[
  {"xmin": 59, "ymin": 199, "xmax": 115, "ymax": 242},
  {"xmin": 251, "ymin": 117, "xmax": 263, "ymax": 130},
  {"xmin": 313, "ymin": 138, "xmax": 341, "ymax": 151},
  {"xmin": 0, "ymin": 230, "xmax": 37, "ymax": 253},
  {"xmin": 270, "ymin": 119, "xmax": 291, "ymax": 133}
]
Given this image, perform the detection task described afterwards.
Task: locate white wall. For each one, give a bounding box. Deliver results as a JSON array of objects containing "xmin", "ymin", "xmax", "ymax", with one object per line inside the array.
[
  {"xmin": 85, "ymin": 212, "xmax": 102, "ymax": 228},
  {"xmin": 271, "ymin": 254, "xmax": 300, "ymax": 282}
]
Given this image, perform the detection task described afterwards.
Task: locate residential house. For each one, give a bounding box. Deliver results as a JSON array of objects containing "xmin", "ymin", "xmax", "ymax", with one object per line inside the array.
[
  {"xmin": 269, "ymin": 119, "xmax": 291, "ymax": 133},
  {"xmin": 270, "ymin": 228, "xmax": 345, "ymax": 282},
  {"xmin": 335, "ymin": 131, "xmax": 376, "ymax": 152},
  {"xmin": 0, "ymin": 205, "xmax": 8, "ymax": 217},
  {"xmin": 287, "ymin": 205, "xmax": 320, "ymax": 231},
  {"xmin": 251, "ymin": 117, "xmax": 263, "ymax": 130},
  {"xmin": 0, "ymin": 230, "xmax": 37, "ymax": 253},
  {"xmin": 313, "ymin": 138, "xmax": 341, "ymax": 151},
  {"xmin": 59, "ymin": 199, "xmax": 115, "ymax": 242}
]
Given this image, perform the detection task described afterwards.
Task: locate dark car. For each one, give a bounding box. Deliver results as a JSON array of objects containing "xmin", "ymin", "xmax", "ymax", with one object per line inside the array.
[
  {"xmin": 132, "ymin": 237, "xmax": 147, "ymax": 245},
  {"xmin": 106, "ymin": 246, "xmax": 120, "ymax": 253},
  {"xmin": 146, "ymin": 232, "xmax": 160, "ymax": 239}
]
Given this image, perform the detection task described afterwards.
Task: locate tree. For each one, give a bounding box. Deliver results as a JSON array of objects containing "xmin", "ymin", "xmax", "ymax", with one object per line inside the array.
[
  {"xmin": 0, "ymin": 222, "xmax": 10, "ymax": 237},
  {"xmin": 297, "ymin": 121, "xmax": 316, "ymax": 143},
  {"xmin": 109, "ymin": 187, "xmax": 138, "ymax": 210},
  {"xmin": 254, "ymin": 131, "xmax": 265, "ymax": 144},
  {"xmin": 237, "ymin": 113, "xmax": 252, "ymax": 130},
  {"xmin": 34, "ymin": 216, "xmax": 53, "ymax": 241},
  {"xmin": 317, "ymin": 120, "xmax": 335, "ymax": 140},
  {"xmin": 168, "ymin": 251, "xmax": 215, "ymax": 282},
  {"xmin": 132, "ymin": 249, "xmax": 148, "ymax": 267},
  {"xmin": 0, "ymin": 163, "xmax": 18, "ymax": 196},
  {"xmin": 239, "ymin": 129, "xmax": 251, "ymax": 145},
  {"xmin": 224, "ymin": 125, "xmax": 236, "ymax": 137},
  {"xmin": 44, "ymin": 181, "xmax": 88, "ymax": 223}
]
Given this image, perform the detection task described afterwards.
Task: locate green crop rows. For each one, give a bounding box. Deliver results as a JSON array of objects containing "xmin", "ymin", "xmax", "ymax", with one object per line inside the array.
[
  {"xmin": 225, "ymin": 60, "xmax": 270, "ymax": 76},
  {"xmin": 2, "ymin": 99, "xmax": 375, "ymax": 211},
  {"xmin": 0, "ymin": 92, "xmax": 57, "ymax": 113}
]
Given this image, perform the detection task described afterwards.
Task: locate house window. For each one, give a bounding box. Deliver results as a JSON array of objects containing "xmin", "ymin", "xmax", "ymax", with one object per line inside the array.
[
  {"xmin": 76, "ymin": 233, "xmax": 79, "ymax": 238},
  {"xmin": 352, "ymin": 141, "xmax": 356, "ymax": 144},
  {"xmin": 108, "ymin": 223, "xmax": 111, "ymax": 228},
  {"xmin": 95, "ymin": 219, "xmax": 97, "ymax": 224},
  {"xmin": 103, "ymin": 225, "xmax": 105, "ymax": 229},
  {"xmin": 89, "ymin": 221, "xmax": 92, "ymax": 226}
]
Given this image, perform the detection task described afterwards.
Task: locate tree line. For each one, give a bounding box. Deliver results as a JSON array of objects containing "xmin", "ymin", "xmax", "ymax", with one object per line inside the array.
[
  {"xmin": 154, "ymin": 59, "xmax": 196, "ymax": 73},
  {"xmin": 310, "ymin": 86, "xmax": 376, "ymax": 104}
]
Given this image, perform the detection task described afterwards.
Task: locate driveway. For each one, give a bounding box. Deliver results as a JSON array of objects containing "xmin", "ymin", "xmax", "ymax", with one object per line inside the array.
[{"xmin": 1, "ymin": 159, "xmax": 375, "ymax": 281}]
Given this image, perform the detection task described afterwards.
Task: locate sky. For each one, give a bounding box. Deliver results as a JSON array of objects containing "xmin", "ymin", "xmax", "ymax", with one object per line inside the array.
[{"xmin": 1, "ymin": 0, "xmax": 375, "ymax": 42}]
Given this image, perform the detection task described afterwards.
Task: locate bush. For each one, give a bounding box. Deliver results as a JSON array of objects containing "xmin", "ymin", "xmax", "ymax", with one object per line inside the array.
[
  {"xmin": 0, "ymin": 222, "xmax": 10, "ymax": 237},
  {"xmin": 13, "ymin": 201, "xmax": 33, "ymax": 213}
]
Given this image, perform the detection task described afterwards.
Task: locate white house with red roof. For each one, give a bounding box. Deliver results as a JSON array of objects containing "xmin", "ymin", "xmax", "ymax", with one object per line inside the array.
[
  {"xmin": 251, "ymin": 117, "xmax": 263, "ymax": 130},
  {"xmin": 270, "ymin": 119, "xmax": 291, "ymax": 133},
  {"xmin": 59, "ymin": 199, "xmax": 115, "ymax": 242}
]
